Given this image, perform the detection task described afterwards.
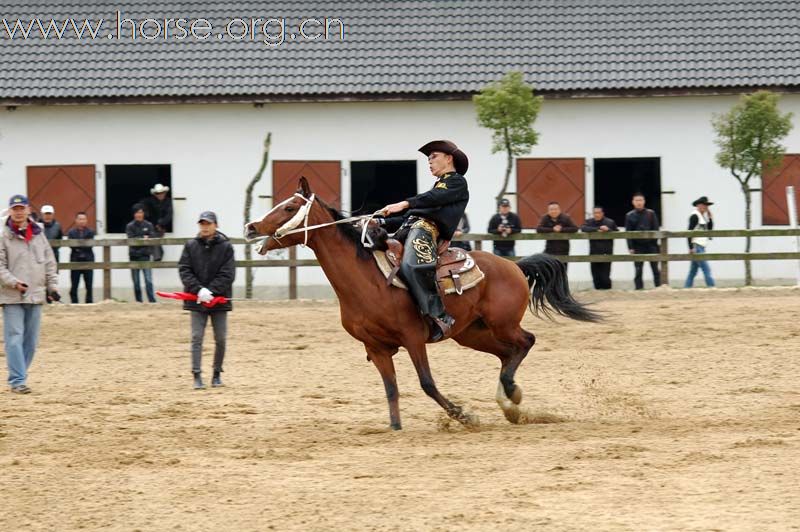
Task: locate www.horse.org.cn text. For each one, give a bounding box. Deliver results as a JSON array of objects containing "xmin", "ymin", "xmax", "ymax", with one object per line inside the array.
[{"xmin": 0, "ymin": 12, "xmax": 346, "ymax": 46}]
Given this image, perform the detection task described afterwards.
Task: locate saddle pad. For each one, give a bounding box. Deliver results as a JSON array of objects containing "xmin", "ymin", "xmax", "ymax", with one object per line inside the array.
[{"xmin": 373, "ymin": 251, "xmax": 485, "ymax": 295}]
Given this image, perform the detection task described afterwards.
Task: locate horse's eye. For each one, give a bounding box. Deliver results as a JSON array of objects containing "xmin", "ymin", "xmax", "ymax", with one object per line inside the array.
[{"xmin": 285, "ymin": 206, "xmax": 295, "ymax": 213}]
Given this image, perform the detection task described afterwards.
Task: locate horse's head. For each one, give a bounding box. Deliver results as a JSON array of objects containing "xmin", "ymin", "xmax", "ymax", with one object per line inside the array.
[{"xmin": 245, "ymin": 177, "xmax": 320, "ymax": 255}]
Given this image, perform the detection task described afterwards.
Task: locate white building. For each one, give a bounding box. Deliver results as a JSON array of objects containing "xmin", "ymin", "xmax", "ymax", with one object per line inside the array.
[{"xmin": 2, "ymin": 1, "xmax": 799, "ymax": 295}]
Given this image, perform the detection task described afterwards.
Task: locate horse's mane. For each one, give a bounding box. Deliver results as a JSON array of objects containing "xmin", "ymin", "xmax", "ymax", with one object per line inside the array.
[{"xmin": 316, "ymin": 197, "xmax": 373, "ymax": 260}]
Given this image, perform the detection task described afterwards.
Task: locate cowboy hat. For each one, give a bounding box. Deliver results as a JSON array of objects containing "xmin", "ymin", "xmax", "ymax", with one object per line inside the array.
[
  {"xmin": 418, "ymin": 140, "xmax": 469, "ymax": 175},
  {"xmin": 150, "ymin": 184, "xmax": 170, "ymax": 194},
  {"xmin": 692, "ymin": 196, "xmax": 714, "ymax": 206}
]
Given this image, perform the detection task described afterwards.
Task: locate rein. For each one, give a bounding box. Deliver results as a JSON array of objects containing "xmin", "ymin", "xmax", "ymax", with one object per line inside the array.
[{"xmin": 245, "ymin": 193, "xmax": 378, "ymax": 252}]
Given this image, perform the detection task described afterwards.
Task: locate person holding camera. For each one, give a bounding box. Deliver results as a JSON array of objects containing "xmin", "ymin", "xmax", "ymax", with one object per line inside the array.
[
  {"xmin": 488, "ymin": 198, "xmax": 522, "ymax": 257},
  {"xmin": 0, "ymin": 194, "xmax": 60, "ymax": 394}
]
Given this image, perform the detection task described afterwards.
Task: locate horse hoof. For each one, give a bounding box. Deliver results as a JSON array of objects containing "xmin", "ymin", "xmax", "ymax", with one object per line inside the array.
[
  {"xmin": 461, "ymin": 413, "xmax": 481, "ymax": 428},
  {"xmin": 510, "ymin": 385, "xmax": 523, "ymax": 405},
  {"xmin": 502, "ymin": 406, "xmax": 522, "ymax": 424},
  {"xmin": 453, "ymin": 411, "xmax": 480, "ymax": 428}
]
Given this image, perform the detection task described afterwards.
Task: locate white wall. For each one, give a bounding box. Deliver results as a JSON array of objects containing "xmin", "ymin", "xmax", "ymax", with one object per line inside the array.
[{"xmin": 1, "ymin": 93, "xmax": 799, "ymax": 292}]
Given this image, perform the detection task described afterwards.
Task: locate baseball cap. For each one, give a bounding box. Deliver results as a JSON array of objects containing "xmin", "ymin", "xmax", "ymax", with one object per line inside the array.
[
  {"xmin": 8, "ymin": 194, "xmax": 29, "ymax": 207},
  {"xmin": 198, "ymin": 211, "xmax": 218, "ymax": 224},
  {"xmin": 41, "ymin": 205, "xmax": 55, "ymax": 214},
  {"xmin": 498, "ymin": 198, "xmax": 511, "ymax": 207}
]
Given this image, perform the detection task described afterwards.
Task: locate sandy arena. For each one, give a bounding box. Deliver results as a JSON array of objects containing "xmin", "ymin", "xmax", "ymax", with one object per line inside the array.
[{"xmin": 2, "ymin": 288, "xmax": 799, "ymax": 531}]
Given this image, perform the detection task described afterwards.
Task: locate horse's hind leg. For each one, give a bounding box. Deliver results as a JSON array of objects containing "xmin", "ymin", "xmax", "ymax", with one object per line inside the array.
[
  {"xmin": 454, "ymin": 321, "xmax": 536, "ymax": 424},
  {"xmin": 406, "ymin": 343, "xmax": 479, "ymax": 427},
  {"xmin": 366, "ymin": 345, "xmax": 402, "ymax": 430}
]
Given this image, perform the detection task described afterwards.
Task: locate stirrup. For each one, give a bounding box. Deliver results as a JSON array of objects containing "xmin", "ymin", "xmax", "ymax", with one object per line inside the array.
[{"xmin": 428, "ymin": 315, "xmax": 455, "ymax": 343}]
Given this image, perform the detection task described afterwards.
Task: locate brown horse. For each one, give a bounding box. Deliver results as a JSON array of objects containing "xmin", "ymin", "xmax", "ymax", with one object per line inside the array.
[{"xmin": 246, "ymin": 178, "xmax": 598, "ymax": 430}]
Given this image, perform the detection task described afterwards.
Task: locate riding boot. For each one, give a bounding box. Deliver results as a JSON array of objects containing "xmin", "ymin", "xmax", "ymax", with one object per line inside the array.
[
  {"xmin": 425, "ymin": 290, "xmax": 455, "ymax": 342},
  {"xmin": 193, "ymin": 372, "xmax": 205, "ymax": 390},
  {"xmin": 399, "ymin": 224, "xmax": 455, "ymax": 342}
]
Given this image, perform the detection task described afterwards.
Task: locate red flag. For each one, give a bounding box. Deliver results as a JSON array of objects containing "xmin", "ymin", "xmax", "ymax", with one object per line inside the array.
[{"xmin": 156, "ymin": 291, "xmax": 229, "ymax": 308}]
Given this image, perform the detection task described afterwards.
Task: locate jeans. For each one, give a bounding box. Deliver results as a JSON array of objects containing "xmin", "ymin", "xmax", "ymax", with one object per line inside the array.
[
  {"xmin": 131, "ymin": 260, "xmax": 156, "ymax": 302},
  {"xmin": 3, "ymin": 304, "xmax": 43, "ymax": 387},
  {"xmin": 684, "ymin": 244, "xmax": 715, "ymax": 287},
  {"xmin": 632, "ymin": 242, "xmax": 661, "ymax": 289},
  {"xmin": 70, "ymin": 269, "xmax": 94, "ymax": 303},
  {"xmin": 493, "ymin": 247, "xmax": 514, "ymax": 257},
  {"xmin": 191, "ymin": 311, "xmax": 228, "ymax": 374}
]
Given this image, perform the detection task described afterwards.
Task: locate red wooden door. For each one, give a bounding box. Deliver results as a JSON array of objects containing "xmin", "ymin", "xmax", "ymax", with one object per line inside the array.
[
  {"xmin": 26, "ymin": 165, "xmax": 96, "ymax": 232},
  {"xmin": 272, "ymin": 161, "xmax": 341, "ymax": 209},
  {"xmin": 762, "ymin": 154, "xmax": 800, "ymax": 225},
  {"xmin": 516, "ymin": 158, "xmax": 585, "ymax": 228}
]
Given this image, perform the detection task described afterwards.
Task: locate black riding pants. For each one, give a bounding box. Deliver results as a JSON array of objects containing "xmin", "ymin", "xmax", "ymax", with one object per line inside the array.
[{"xmin": 399, "ymin": 225, "xmax": 447, "ymax": 320}]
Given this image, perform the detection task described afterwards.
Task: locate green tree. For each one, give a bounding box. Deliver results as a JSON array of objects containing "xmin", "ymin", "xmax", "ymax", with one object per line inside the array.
[
  {"xmin": 712, "ymin": 90, "xmax": 793, "ymax": 285},
  {"xmin": 473, "ymin": 71, "xmax": 543, "ymax": 202}
]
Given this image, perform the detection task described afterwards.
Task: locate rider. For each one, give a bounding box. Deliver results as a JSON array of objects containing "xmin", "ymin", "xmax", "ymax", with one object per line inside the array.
[{"xmin": 379, "ymin": 140, "xmax": 470, "ymax": 342}]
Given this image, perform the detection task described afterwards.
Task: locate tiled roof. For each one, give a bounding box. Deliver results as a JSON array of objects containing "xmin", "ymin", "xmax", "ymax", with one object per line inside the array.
[{"xmin": 1, "ymin": 0, "xmax": 799, "ymax": 102}]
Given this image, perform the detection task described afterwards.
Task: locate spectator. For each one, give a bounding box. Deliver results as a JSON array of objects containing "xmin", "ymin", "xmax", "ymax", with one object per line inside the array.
[
  {"xmin": 487, "ymin": 199, "xmax": 522, "ymax": 257},
  {"xmin": 67, "ymin": 212, "xmax": 95, "ymax": 303},
  {"xmin": 40, "ymin": 205, "xmax": 63, "ymax": 263},
  {"xmin": 179, "ymin": 211, "xmax": 235, "ymax": 390},
  {"xmin": 451, "ymin": 212, "xmax": 472, "ymax": 251},
  {"xmin": 625, "ymin": 193, "xmax": 661, "ymax": 289},
  {"xmin": 141, "ymin": 183, "xmax": 173, "ymax": 261},
  {"xmin": 685, "ymin": 196, "xmax": 716, "ymax": 288},
  {"xmin": 126, "ymin": 204, "xmax": 157, "ymax": 303},
  {"xmin": 0, "ymin": 194, "xmax": 60, "ymax": 394},
  {"xmin": 581, "ymin": 206, "xmax": 619, "ymax": 289},
  {"xmin": 536, "ymin": 201, "xmax": 578, "ymax": 268}
]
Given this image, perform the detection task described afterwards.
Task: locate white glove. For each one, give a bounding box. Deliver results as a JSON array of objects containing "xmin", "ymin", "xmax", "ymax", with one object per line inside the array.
[{"xmin": 197, "ymin": 287, "xmax": 213, "ymax": 304}]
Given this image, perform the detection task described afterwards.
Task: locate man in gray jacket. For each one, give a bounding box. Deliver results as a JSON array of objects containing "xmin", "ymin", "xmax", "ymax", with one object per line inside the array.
[{"xmin": 0, "ymin": 195, "xmax": 60, "ymax": 394}]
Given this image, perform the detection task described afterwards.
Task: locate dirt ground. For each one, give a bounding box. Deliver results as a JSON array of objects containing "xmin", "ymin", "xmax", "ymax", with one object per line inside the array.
[{"xmin": 1, "ymin": 287, "xmax": 799, "ymax": 531}]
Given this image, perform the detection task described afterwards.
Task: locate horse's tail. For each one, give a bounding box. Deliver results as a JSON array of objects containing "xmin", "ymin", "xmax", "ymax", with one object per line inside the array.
[{"xmin": 516, "ymin": 254, "xmax": 600, "ymax": 323}]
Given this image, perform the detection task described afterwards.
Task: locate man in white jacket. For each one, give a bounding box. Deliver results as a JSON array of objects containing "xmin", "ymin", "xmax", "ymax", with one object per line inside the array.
[
  {"xmin": 684, "ymin": 196, "xmax": 716, "ymax": 288},
  {"xmin": 0, "ymin": 194, "xmax": 60, "ymax": 394}
]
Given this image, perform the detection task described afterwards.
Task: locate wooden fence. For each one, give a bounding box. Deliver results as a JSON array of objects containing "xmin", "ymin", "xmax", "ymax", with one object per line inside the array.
[{"xmin": 52, "ymin": 228, "xmax": 800, "ymax": 299}]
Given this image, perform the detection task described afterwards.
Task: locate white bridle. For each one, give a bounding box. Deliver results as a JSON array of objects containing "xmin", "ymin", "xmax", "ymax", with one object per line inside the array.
[{"xmin": 245, "ymin": 193, "xmax": 379, "ymax": 253}]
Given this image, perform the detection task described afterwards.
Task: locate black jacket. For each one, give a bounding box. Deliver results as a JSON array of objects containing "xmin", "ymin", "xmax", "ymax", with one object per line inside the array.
[
  {"xmin": 178, "ymin": 232, "xmax": 236, "ymax": 313},
  {"xmin": 67, "ymin": 227, "xmax": 95, "ymax": 262},
  {"xmin": 43, "ymin": 220, "xmax": 63, "ymax": 262},
  {"xmin": 625, "ymin": 208, "xmax": 660, "ymax": 249},
  {"xmin": 581, "ymin": 217, "xmax": 619, "ymax": 254},
  {"xmin": 126, "ymin": 219, "xmax": 156, "ymax": 260},
  {"xmin": 450, "ymin": 213, "xmax": 472, "ymax": 251},
  {"xmin": 396, "ymin": 172, "xmax": 469, "ymax": 241},
  {"xmin": 43, "ymin": 220, "xmax": 63, "ymax": 241},
  {"xmin": 537, "ymin": 214, "xmax": 578, "ymax": 255},
  {"xmin": 141, "ymin": 195, "xmax": 174, "ymax": 232},
  {"xmin": 488, "ymin": 212, "xmax": 522, "ymax": 251},
  {"xmin": 687, "ymin": 213, "xmax": 714, "ymax": 250}
]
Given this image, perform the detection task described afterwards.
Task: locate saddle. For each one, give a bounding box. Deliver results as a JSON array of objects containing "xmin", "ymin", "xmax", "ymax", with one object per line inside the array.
[{"xmin": 374, "ymin": 238, "xmax": 484, "ymax": 295}]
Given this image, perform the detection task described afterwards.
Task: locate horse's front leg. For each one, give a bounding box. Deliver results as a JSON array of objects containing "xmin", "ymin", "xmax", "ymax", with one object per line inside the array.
[
  {"xmin": 406, "ymin": 343, "xmax": 479, "ymax": 428},
  {"xmin": 365, "ymin": 345, "xmax": 402, "ymax": 430}
]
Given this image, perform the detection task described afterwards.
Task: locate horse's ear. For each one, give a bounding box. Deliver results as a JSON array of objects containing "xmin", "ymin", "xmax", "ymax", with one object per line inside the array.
[{"xmin": 298, "ymin": 176, "xmax": 312, "ymax": 198}]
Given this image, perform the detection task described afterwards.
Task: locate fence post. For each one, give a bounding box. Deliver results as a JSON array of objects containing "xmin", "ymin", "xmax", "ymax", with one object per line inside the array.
[
  {"xmin": 288, "ymin": 247, "xmax": 297, "ymax": 300},
  {"xmin": 474, "ymin": 240, "xmax": 483, "ymax": 251},
  {"xmin": 660, "ymin": 236, "xmax": 669, "ymax": 286},
  {"xmin": 103, "ymin": 245, "xmax": 112, "ymax": 300}
]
